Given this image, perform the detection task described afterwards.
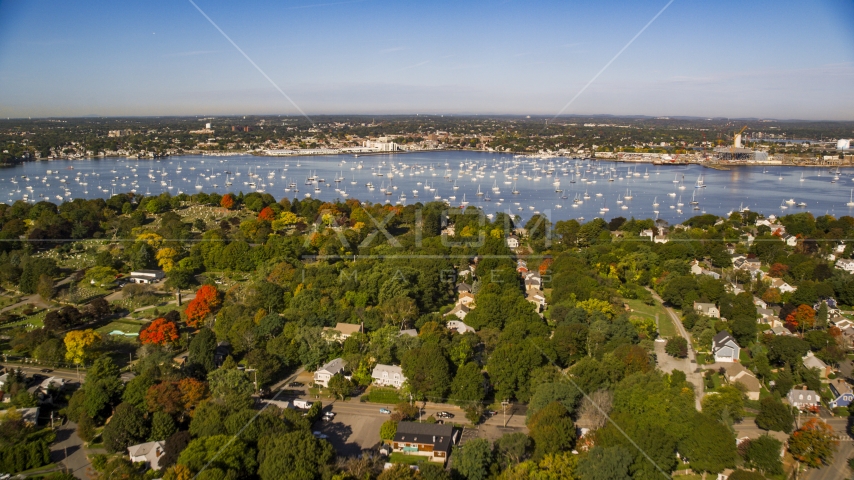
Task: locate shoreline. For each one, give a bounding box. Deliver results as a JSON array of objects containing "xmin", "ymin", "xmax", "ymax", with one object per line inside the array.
[{"xmin": 6, "ymin": 148, "xmax": 850, "ymax": 169}]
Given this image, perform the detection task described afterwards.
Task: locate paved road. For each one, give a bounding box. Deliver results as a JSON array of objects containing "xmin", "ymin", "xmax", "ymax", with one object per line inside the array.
[
  {"xmin": 647, "ymin": 288, "xmax": 704, "ymax": 410},
  {"xmin": 808, "ymin": 438, "xmax": 853, "ymax": 480},
  {"xmin": 51, "ymin": 421, "xmax": 92, "ymax": 480},
  {"xmin": 1, "ymin": 363, "xmax": 86, "ymax": 383}
]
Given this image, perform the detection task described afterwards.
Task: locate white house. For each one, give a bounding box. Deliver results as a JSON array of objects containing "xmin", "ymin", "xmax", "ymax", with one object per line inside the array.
[
  {"xmin": 753, "ymin": 297, "xmax": 767, "ymax": 309},
  {"xmin": 836, "ymin": 258, "xmax": 854, "ymax": 273},
  {"xmin": 711, "ymin": 331, "xmax": 740, "ymax": 363},
  {"xmin": 506, "ymin": 235, "xmax": 520, "ymax": 249},
  {"xmin": 787, "ymin": 387, "xmax": 820, "ymax": 409},
  {"xmin": 443, "ymin": 303, "xmax": 470, "ymax": 320},
  {"xmin": 314, "ymin": 358, "xmax": 346, "ymax": 388},
  {"xmin": 128, "ymin": 270, "xmax": 165, "ymax": 284},
  {"xmin": 447, "ymin": 320, "xmax": 476, "ymax": 334},
  {"xmin": 371, "ymin": 364, "xmax": 406, "ymax": 388},
  {"xmin": 694, "ymin": 302, "xmax": 721, "ymax": 319},
  {"xmin": 770, "ymin": 278, "xmax": 797, "ymax": 293},
  {"xmin": 802, "ymin": 351, "xmax": 831, "ymax": 379},
  {"xmin": 128, "ymin": 441, "xmax": 166, "ymax": 470}
]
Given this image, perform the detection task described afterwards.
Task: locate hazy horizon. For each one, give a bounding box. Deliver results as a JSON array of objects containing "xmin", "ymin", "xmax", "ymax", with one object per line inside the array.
[{"xmin": 1, "ymin": 0, "xmax": 853, "ymax": 120}]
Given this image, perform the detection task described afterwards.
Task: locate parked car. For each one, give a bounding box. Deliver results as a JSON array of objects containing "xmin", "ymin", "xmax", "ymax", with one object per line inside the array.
[
  {"xmin": 40, "ymin": 368, "xmax": 53, "ymax": 373},
  {"xmin": 322, "ymin": 412, "xmax": 335, "ymax": 421},
  {"xmin": 288, "ymin": 382, "xmax": 304, "ymax": 388},
  {"xmin": 436, "ymin": 411, "xmax": 454, "ymax": 419},
  {"xmin": 379, "ymin": 408, "xmax": 391, "ymax": 414},
  {"xmin": 312, "ymin": 431, "xmax": 328, "ymax": 440},
  {"xmin": 485, "ymin": 410, "xmax": 497, "ymax": 417}
]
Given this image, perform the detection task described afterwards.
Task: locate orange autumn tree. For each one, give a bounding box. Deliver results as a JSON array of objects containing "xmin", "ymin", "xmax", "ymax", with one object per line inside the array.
[
  {"xmin": 786, "ymin": 304, "xmax": 815, "ymax": 334},
  {"xmin": 220, "ymin": 193, "xmax": 236, "ymax": 210},
  {"xmin": 258, "ymin": 206, "xmax": 276, "ymax": 221},
  {"xmin": 139, "ymin": 317, "xmax": 179, "ymax": 346},
  {"xmin": 185, "ymin": 284, "xmax": 222, "ymax": 327},
  {"xmin": 178, "ymin": 377, "xmax": 209, "ymax": 413}
]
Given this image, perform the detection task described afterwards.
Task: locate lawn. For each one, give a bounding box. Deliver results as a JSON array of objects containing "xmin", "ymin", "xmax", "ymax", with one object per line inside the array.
[
  {"xmin": 388, "ymin": 453, "xmax": 430, "ymax": 465},
  {"xmin": 97, "ymin": 319, "xmax": 145, "ymax": 336},
  {"xmin": 363, "ymin": 387, "xmax": 403, "ymax": 404},
  {"xmin": 625, "ymin": 298, "xmax": 676, "ymax": 338}
]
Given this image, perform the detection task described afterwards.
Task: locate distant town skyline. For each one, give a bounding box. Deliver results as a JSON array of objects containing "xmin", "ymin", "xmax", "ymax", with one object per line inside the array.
[{"xmin": 1, "ymin": 0, "xmax": 852, "ymax": 120}]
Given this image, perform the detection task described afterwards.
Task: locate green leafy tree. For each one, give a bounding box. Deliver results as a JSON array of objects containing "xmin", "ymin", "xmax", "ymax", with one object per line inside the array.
[
  {"xmin": 487, "ymin": 342, "xmax": 544, "ymax": 402},
  {"xmin": 576, "ymin": 446, "xmax": 633, "ymax": 480},
  {"xmin": 256, "ymin": 430, "xmax": 334, "ymax": 480},
  {"xmin": 102, "ymin": 402, "xmax": 150, "ymax": 453},
  {"xmin": 452, "ymin": 438, "xmax": 493, "ymax": 480},
  {"xmin": 494, "ymin": 432, "xmax": 531, "ymax": 468},
  {"xmin": 178, "ymin": 435, "xmax": 257, "ymax": 477},
  {"xmin": 401, "ymin": 344, "xmax": 451, "ymax": 400},
  {"xmin": 327, "ymin": 373, "xmax": 353, "ymax": 400},
  {"xmin": 744, "ymin": 435, "xmax": 784, "ymax": 475},
  {"xmin": 679, "ymin": 413, "xmax": 737, "ymax": 474},
  {"xmin": 701, "ymin": 385, "xmax": 745, "ymax": 422},
  {"xmin": 380, "ymin": 420, "xmax": 398, "ymax": 441},
  {"xmin": 527, "ymin": 381, "xmax": 581, "ymax": 420},
  {"xmin": 450, "ymin": 362, "xmax": 486, "ymax": 407},
  {"xmin": 755, "ymin": 396, "xmax": 795, "ymax": 433},
  {"xmin": 665, "ymin": 337, "xmax": 688, "ymax": 358},
  {"xmin": 528, "ymin": 401, "xmax": 576, "ymax": 461},
  {"xmin": 189, "ymin": 328, "xmax": 217, "ymax": 373},
  {"xmin": 150, "ymin": 411, "xmax": 177, "ymax": 441}
]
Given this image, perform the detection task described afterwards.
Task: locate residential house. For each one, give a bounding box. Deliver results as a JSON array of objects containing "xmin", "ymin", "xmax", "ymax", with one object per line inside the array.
[
  {"xmin": 443, "ymin": 303, "xmax": 470, "ymax": 320},
  {"xmin": 527, "ymin": 292, "xmax": 546, "ymax": 312},
  {"xmin": 787, "ymin": 387, "xmax": 820, "ymax": 409},
  {"xmin": 756, "ymin": 308, "xmax": 776, "ymax": 324},
  {"xmin": 371, "ymin": 364, "xmax": 406, "ymax": 388},
  {"xmin": 128, "ymin": 441, "xmax": 166, "ymax": 470},
  {"xmin": 836, "ymin": 258, "xmax": 854, "ymax": 273},
  {"xmin": 690, "ymin": 260, "xmax": 721, "ymax": 279},
  {"xmin": 753, "ymin": 297, "xmax": 767, "ymax": 309},
  {"xmin": 802, "ymin": 352, "xmax": 831, "ymax": 379},
  {"xmin": 506, "ymin": 235, "xmax": 520, "ymax": 249},
  {"xmin": 524, "ymin": 273, "xmax": 542, "ymax": 291},
  {"xmin": 314, "ymin": 358, "xmax": 346, "ymax": 388},
  {"xmin": 446, "ymin": 320, "xmax": 476, "ymax": 334},
  {"xmin": 653, "ymin": 234, "xmax": 669, "ymax": 244},
  {"xmin": 829, "ymin": 378, "xmax": 854, "ymax": 409},
  {"xmin": 783, "ymin": 235, "xmax": 798, "ymax": 247},
  {"xmin": 640, "ymin": 229, "xmax": 654, "ymax": 241},
  {"xmin": 322, "ymin": 322, "xmax": 362, "ymax": 342},
  {"xmin": 722, "ymin": 363, "xmax": 761, "ymax": 401},
  {"xmin": 694, "ymin": 302, "xmax": 721, "ymax": 319},
  {"xmin": 729, "ymin": 283, "xmax": 745, "ymax": 295},
  {"xmin": 399, "ymin": 329, "xmax": 418, "ymax": 338},
  {"xmin": 128, "ymin": 269, "xmax": 165, "ymax": 284},
  {"xmin": 770, "ymin": 278, "xmax": 796, "ymax": 293},
  {"xmin": 391, "ymin": 421, "xmax": 457, "ymax": 463},
  {"xmin": 458, "ymin": 292, "xmax": 475, "ymax": 306},
  {"xmin": 0, "ymin": 407, "xmax": 39, "ymax": 425},
  {"xmin": 516, "ymin": 260, "xmax": 528, "ymax": 274},
  {"xmin": 771, "ymin": 326, "xmax": 792, "ymax": 336},
  {"xmin": 711, "ymin": 331, "xmax": 740, "ymax": 363},
  {"xmin": 0, "ymin": 373, "xmax": 9, "ymax": 392},
  {"xmin": 456, "ymin": 283, "xmax": 472, "ymax": 294}
]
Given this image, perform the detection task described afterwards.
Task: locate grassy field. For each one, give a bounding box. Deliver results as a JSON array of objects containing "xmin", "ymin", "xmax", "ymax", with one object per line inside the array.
[
  {"xmin": 625, "ymin": 298, "xmax": 677, "ymax": 338},
  {"xmin": 388, "ymin": 453, "xmax": 429, "ymax": 465},
  {"xmin": 363, "ymin": 387, "xmax": 404, "ymax": 404},
  {"xmin": 97, "ymin": 319, "xmax": 146, "ymax": 336}
]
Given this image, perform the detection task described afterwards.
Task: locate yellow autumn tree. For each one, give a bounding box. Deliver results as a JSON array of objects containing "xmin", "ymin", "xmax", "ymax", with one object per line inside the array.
[
  {"xmin": 136, "ymin": 232, "xmax": 164, "ymax": 249},
  {"xmin": 156, "ymin": 247, "xmax": 179, "ymax": 272},
  {"xmin": 271, "ymin": 211, "xmax": 299, "ymax": 232},
  {"xmin": 64, "ymin": 329, "xmax": 101, "ymax": 365},
  {"xmin": 576, "ymin": 298, "xmax": 616, "ymax": 319},
  {"xmin": 162, "ymin": 464, "xmax": 193, "ymax": 480}
]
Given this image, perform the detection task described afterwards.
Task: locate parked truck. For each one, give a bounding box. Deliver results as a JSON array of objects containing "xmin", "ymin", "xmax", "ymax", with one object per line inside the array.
[{"xmin": 293, "ymin": 399, "xmax": 312, "ymax": 410}]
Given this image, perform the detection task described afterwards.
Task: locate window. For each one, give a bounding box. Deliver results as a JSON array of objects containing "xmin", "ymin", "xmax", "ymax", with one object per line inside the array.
[{"xmin": 799, "ymin": 394, "xmax": 803, "ymax": 400}]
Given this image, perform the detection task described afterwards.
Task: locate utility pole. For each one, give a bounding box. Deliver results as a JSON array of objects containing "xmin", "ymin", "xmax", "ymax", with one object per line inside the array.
[{"xmin": 501, "ymin": 399, "xmax": 509, "ymax": 427}]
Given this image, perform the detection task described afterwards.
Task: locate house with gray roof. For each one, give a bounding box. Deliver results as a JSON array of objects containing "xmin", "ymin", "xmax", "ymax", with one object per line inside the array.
[
  {"xmin": 128, "ymin": 441, "xmax": 166, "ymax": 470},
  {"xmin": 371, "ymin": 364, "xmax": 406, "ymax": 388},
  {"xmin": 314, "ymin": 358, "xmax": 346, "ymax": 388},
  {"xmin": 694, "ymin": 302, "xmax": 720, "ymax": 319},
  {"xmin": 787, "ymin": 387, "xmax": 820, "ymax": 409},
  {"xmin": 712, "ymin": 331, "xmax": 740, "ymax": 363}
]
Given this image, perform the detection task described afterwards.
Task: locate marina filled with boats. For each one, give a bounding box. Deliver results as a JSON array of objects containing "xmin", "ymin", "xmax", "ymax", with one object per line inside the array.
[{"xmin": 1, "ymin": 151, "xmax": 852, "ymax": 222}]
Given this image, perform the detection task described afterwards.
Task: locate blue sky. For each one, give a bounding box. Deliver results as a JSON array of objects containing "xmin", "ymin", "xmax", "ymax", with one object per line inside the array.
[{"xmin": 0, "ymin": 0, "xmax": 852, "ymax": 119}]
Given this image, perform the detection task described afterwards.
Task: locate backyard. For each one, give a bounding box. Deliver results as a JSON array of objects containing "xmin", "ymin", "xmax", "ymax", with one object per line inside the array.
[{"xmin": 625, "ymin": 298, "xmax": 677, "ymax": 338}]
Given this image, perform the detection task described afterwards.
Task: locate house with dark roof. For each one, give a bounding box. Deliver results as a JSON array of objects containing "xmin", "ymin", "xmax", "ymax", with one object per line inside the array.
[
  {"xmin": 392, "ymin": 421, "xmax": 457, "ymax": 463},
  {"xmin": 787, "ymin": 387, "xmax": 820, "ymax": 409},
  {"xmin": 712, "ymin": 331, "xmax": 740, "ymax": 363},
  {"xmin": 456, "ymin": 283, "xmax": 472, "ymax": 294}
]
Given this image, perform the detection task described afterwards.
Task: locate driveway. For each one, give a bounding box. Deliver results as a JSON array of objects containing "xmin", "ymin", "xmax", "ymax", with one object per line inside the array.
[
  {"xmin": 648, "ymin": 288, "xmax": 704, "ymax": 410},
  {"xmin": 51, "ymin": 421, "xmax": 92, "ymax": 479}
]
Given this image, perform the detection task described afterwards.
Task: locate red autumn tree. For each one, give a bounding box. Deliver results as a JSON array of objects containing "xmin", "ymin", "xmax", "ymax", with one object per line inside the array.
[
  {"xmin": 139, "ymin": 317, "xmax": 179, "ymax": 346},
  {"xmin": 220, "ymin": 193, "xmax": 236, "ymax": 210},
  {"xmin": 769, "ymin": 263, "xmax": 789, "ymax": 278},
  {"xmin": 185, "ymin": 285, "xmax": 222, "ymax": 328},
  {"xmin": 538, "ymin": 258, "xmax": 553, "ymax": 276},
  {"xmin": 145, "ymin": 382, "xmax": 184, "ymax": 415},
  {"xmin": 258, "ymin": 206, "xmax": 276, "ymax": 221},
  {"xmin": 786, "ymin": 304, "xmax": 815, "ymax": 333}
]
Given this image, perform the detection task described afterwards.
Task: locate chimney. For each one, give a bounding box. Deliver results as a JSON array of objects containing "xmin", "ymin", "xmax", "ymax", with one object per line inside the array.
[
  {"xmin": 433, "ymin": 436, "xmax": 436, "ymax": 442},
  {"xmin": 802, "ymin": 385, "xmax": 807, "ymax": 390}
]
